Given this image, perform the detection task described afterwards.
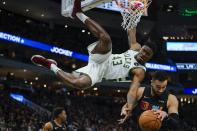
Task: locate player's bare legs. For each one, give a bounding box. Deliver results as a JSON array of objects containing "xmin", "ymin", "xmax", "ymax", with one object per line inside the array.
[
  {"xmin": 58, "ymin": 0, "xmax": 112, "ymax": 88},
  {"xmin": 31, "ymin": 55, "xmax": 91, "ymax": 89},
  {"xmin": 31, "ymin": 0, "xmax": 112, "ymax": 89}
]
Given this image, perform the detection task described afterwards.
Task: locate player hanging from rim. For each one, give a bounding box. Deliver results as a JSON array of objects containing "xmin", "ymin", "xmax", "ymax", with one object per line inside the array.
[{"xmin": 31, "ymin": 0, "xmax": 156, "ymax": 111}]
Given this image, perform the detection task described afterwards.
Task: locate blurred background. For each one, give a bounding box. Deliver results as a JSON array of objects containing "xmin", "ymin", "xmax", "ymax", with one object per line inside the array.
[{"xmin": 0, "ymin": 0, "xmax": 196, "ymax": 130}]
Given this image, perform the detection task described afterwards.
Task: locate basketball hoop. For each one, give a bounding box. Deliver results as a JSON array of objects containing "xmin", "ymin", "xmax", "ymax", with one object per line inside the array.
[
  {"xmin": 115, "ymin": 0, "xmax": 152, "ymax": 30},
  {"xmin": 61, "ymin": 0, "xmax": 113, "ymax": 17}
]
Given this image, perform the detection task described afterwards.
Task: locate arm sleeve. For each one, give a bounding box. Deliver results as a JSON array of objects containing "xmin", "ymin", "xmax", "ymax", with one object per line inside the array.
[{"xmin": 163, "ymin": 113, "xmax": 179, "ymax": 129}]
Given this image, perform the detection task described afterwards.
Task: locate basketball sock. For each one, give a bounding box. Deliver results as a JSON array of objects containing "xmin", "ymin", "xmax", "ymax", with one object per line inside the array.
[
  {"xmin": 76, "ymin": 12, "xmax": 89, "ymax": 23},
  {"xmin": 50, "ymin": 64, "xmax": 61, "ymax": 75}
]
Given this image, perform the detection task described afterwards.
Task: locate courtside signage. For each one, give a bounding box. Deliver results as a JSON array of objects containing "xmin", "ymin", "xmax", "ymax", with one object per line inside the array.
[
  {"xmin": 176, "ymin": 63, "xmax": 197, "ymax": 70},
  {"xmin": 10, "ymin": 93, "xmax": 24, "ymax": 102},
  {"xmin": 167, "ymin": 42, "xmax": 197, "ymax": 51},
  {"xmin": 0, "ymin": 32, "xmax": 88, "ymax": 61},
  {"xmin": 184, "ymin": 88, "xmax": 197, "ymax": 95},
  {"xmin": 145, "ymin": 63, "xmax": 177, "ymax": 72}
]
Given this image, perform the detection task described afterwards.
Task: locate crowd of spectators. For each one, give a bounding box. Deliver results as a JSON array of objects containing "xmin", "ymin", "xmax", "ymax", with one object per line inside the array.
[
  {"xmin": 0, "ymin": 82, "xmax": 196, "ymax": 131},
  {"xmin": 0, "ymin": 92, "xmax": 45, "ymax": 130}
]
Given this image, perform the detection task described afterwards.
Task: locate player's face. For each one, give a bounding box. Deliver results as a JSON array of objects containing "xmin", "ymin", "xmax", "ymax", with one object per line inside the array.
[
  {"xmin": 60, "ymin": 110, "xmax": 67, "ymax": 122},
  {"xmin": 151, "ymin": 80, "xmax": 167, "ymax": 96},
  {"xmin": 136, "ymin": 46, "xmax": 153, "ymax": 63}
]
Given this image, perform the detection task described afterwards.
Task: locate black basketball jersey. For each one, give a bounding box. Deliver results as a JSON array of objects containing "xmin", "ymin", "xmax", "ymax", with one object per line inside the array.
[
  {"xmin": 51, "ymin": 120, "xmax": 67, "ymax": 131},
  {"xmin": 131, "ymin": 86, "xmax": 170, "ymax": 131},
  {"xmin": 133, "ymin": 86, "xmax": 169, "ymax": 120}
]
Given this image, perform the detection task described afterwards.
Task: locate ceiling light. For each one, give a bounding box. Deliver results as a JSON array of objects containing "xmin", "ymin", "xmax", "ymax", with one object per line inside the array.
[
  {"xmin": 10, "ymin": 72, "xmax": 14, "ymax": 76},
  {"xmin": 25, "ymin": 19, "xmax": 31, "ymax": 24},
  {"xmin": 25, "ymin": 81, "xmax": 28, "ymax": 84},
  {"xmin": 82, "ymin": 29, "xmax": 85, "ymax": 33},
  {"xmin": 2, "ymin": 1, "xmax": 6, "ymax": 5},
  {"xmin": 72, "ymin": 63, "xmax": 76, "ymax": 69},
  {"xmin": 117, "ymin": 90, "xmax": 121, "ymax": 93},
  {"xmin": 30, "ymin": 82, "xmax": 33, "ymax": 85},
  {"xmin": 184, "ymin": 98, "xmax": 187, "ymax": 102},
  {"xmin": 167, "ymin": 9, "xmax": 172, "ymax": 12},
  {"xmin": 41, "ymin": 14, "xmax": 44, "ymax": 17},
  {"xmin": 162, "ymin": 36, "xmax": 168, "ymax": 40},
  {"xmin": 26, "ymin": 9, "xmax": 29, "ymax": 12},
  {"xmin": 44, "ymin": 84, "xmax": 47, "ymax": 87},
  {"xmin": 93, "ymin": 87, "xmax": 98, "ymax": 91},
  {"xmin": 35, "ymin": 77, "xmax": 38, "ymax": 80},
  {"xmin": 88, "ymin": 32, "xmax": 91, "ymax": 35},
  {"xmin": 180, "ymin": 98, "xmax": 183, "ymax": 102},
  {"xmin": 65, "ymin": 25, "xmax": 68, "ymax": 28},
  {"xmin": 168, "ymin": 5, "xmax": 173, "ymax": 8}
]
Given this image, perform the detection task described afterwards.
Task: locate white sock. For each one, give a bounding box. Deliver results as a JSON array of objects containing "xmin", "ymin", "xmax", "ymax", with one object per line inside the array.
[
  {"xmin": 76, "ymin": 12, "xmax": 89, "ymax": 23},
  {"xmin": 50, "ymin": 64, "xmax": 61, "ymax": 75}
]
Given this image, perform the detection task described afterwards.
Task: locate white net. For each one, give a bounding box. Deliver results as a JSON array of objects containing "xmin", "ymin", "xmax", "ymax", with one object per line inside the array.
[
  {"xmin": 121, "ymin": 7, "xmax": 143, "ymax": 30},
  {"xmin": 61, "ymin": 0, "xmax": 74, "ymax": 17},
  {"xmin": 116, "ymin": 0, "xmax": 152, "ymax": 30}
]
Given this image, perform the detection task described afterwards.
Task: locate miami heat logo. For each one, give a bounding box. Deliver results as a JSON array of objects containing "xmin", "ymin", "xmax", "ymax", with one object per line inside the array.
[{"xmin": 140, "ymin": 101, "xmax": 151, "ymax": 110}]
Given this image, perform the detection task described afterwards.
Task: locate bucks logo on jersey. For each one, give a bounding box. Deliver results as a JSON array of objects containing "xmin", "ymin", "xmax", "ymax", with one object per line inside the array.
[{"xmin": 112, "ymin": 51, "xmax": 132, "ymax": 69}]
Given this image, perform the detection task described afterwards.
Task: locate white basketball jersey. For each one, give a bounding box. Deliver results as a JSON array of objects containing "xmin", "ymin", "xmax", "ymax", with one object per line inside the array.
[{"xmin": 104, "ymin": 49, "xmax": 146, "ymax": 80}]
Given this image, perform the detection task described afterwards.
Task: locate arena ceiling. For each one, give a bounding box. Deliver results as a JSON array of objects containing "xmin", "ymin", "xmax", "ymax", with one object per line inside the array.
[
  {"xmin": 0, "ymin": 0, "xmax": 163, "ymax": 30},
  {"xmin": 1, "ymin": 0, "xmax": 197, "ymax": 28}
]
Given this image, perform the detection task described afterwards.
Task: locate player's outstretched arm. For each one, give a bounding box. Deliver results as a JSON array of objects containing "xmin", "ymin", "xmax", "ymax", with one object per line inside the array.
[
  {"xmin": 119, "ymin": 86, "xmax": 144, "ymax": 124},
  {"xmin": 119, "ymin": 69, "xmax": 146, "ymax": 123},
  {"xmin": 127, "ymin": 27, "xmax": 141, "ymax": 51},
  {"xmin": 127, "ymin": 68, "xmax": 145, "ymax": 110}
]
